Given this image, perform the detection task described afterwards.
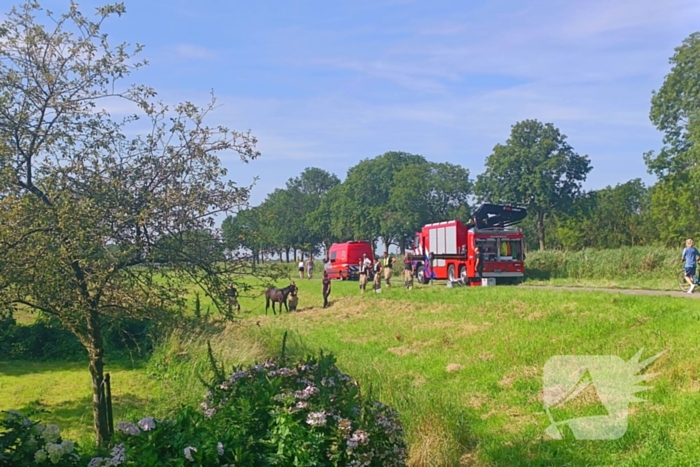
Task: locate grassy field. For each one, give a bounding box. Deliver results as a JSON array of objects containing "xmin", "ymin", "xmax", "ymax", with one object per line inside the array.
[
  {"xmin": 4, "ymin": 271, "xmax": 700, "ymax": 465},
  {"xmin": 238, "ymin": 278, "xmax": 700, "ymax": 466},
  {"xmin": 0, "ymin": 360, "xmax": 164, "ymax": 448}
]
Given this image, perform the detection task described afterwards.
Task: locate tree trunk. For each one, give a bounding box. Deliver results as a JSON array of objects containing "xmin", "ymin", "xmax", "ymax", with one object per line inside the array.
[
  {"xmin": 537, "ymin": 211, "xmax": 546, "ymax": 250},
  {"xmin": 380, "ymin": 236, "xmax": 390, "ymax": 254},
  {"xmin": 285, "ymin": 247, "xmax": 290, "ymax": 263},
  {"xmin": 86, "ymin": 309, "xmax": 110, "ymax": 446}
]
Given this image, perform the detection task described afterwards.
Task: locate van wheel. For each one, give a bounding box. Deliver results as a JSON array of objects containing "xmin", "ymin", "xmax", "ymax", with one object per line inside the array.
[
  {"xmin": 448, "ymin": 264, "xmax": 456, "ymax": 281},
  {"xmin": 459, "ymin": 265, "xmax": 467, "ymax": 282}
]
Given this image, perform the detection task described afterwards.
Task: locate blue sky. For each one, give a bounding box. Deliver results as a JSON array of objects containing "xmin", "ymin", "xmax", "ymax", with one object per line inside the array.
[{"xmin": 37, "ymin": 0, "xmax": 700, "ymax": 205}]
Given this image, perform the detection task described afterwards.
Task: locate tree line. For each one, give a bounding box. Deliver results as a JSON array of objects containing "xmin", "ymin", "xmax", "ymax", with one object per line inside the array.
[{"xmin": 224, "ymin": 32, "xmax": 700, "ymax": 257}]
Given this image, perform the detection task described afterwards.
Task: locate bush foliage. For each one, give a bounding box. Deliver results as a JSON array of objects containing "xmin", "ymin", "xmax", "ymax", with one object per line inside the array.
[
  {"xmin": 0, "ymin": 409, "xmax": 82, "ymax": 466},
  {"xmin": 1, "ymin": 348, "xmax": 408, "ymax": 467},
  {"xmin": 0, "ymin": 315, "xmax": 157, "ymax": 361}
]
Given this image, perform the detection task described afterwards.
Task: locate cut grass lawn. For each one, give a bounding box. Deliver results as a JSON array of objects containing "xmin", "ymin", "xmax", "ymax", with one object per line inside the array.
[
  {"xmin": 0, "ymin": 360, "xmax": 167, "ymax": 449},
  {"xmin": 5, "ymin": 276, "xmax": 700, "ymax": 466}
]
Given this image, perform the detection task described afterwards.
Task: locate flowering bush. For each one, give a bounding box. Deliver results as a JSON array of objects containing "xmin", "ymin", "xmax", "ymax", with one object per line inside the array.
[
  {"xmin": 0, "ymin": 409, "xmax": 82, "ymax": 466},
  {"xmin": 107, "ymin": 351, "xmax": 408, "ymax": 466}
]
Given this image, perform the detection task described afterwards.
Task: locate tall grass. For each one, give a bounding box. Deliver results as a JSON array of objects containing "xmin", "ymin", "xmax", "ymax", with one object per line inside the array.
[{"xmin": 525, "ymin": 247, "xmax": 681, "ymax": 289}]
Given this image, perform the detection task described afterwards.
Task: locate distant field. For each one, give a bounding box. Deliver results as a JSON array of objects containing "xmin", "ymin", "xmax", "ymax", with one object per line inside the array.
[{"xmin": 5, "ymin": 270, "xmax": 700, "ymax": 465}]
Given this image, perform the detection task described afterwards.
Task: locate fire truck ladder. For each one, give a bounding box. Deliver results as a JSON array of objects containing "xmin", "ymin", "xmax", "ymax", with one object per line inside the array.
[{"xmin": 471, "ymin": 203, "xmax": 527, "ymax": 229}]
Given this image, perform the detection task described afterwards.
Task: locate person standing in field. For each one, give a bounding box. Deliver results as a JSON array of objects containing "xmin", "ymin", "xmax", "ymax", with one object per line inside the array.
[
  {"xmin": 226, "ymin": 283, "xmax": 240, "ymax": 314},
  {"xmin": 372, "ymin": 257, "xmax": 382, "ymax": 291},
  {"xmin": 358, "ymin": 258, "xmax": 369, "ymax": 293},
  {"xmin": 307, "ymin": 257, "xmax": 314, "ymax": 280},
  {"xmin": 682, "ymin": 238, "xmax": 700, "ymax": 294},
  {"xmin": 322, "ymin": 271, "xmax": 331, "ymax": 308},
  {"xmin": 298, "ymin": 259, "xmax": 304, "ymax": 279},
  {"xmin": 475, "ymin": 246, "xmax": 484, "ymax": 279},
  {"xmin": 403, "ymin": 253, "xmax": 414, "ymax": 290},
  {"xmin": 381, "ymin": 251, "xmax": 394, "ymax": 287}
]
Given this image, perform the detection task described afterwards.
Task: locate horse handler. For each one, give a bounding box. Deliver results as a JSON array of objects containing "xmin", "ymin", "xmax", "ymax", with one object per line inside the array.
[
  {"xmin": 226, "ymin": 283, "xmax": 241, "ymax": 314},
  {"xmin": 322, "ymin": 271, "xmax": 331, "ymax": 308},
  {"xmin": 381, "ymin": 252, "xmax": 394, "ymax": 287}
]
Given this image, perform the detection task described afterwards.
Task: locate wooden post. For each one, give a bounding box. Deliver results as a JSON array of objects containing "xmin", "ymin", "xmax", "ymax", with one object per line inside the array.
[{"xmin": 105, "ymin": 373, "xmax": 114, "ymax": 438}]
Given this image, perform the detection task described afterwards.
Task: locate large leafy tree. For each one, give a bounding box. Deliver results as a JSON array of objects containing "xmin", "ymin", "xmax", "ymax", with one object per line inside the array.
[
  {"xmin": 286, "ymin": 167, "xmax": 340, "ymax": 255},
  {"xmin": 645, "ymin": 32, "xmax": 700, "ymax": 178},
  {"xmin": 259, "ymin": 188, "xmax": 303, "ymax": 261},
  {"xmin": 334, "ymin": 151, "xmax": 427, "ymax": 250},
  {"xmin": 554, "ymin": 180, "xmax": 652, "ymax": 249},
  {"xmin": 425, "ymin": 162, "xmax": 472, "ymax": 223},
  {"xmin": 644, "ymin": 32, "xmax": 700, "ymax": 244},
  {"xmin": 475, "ymin": 120, "xmax": 592, "ymax": 249},
  {"xmin": 0, "ymin": 2, "xmax": 266, "ymax": 445},
  {"xmin": 647, "ymin": 174, "xmax": 698, "ymax": 246},
  {"xmin": 308, "ymin": 183, "xmax": 345, "ymax": 252},
  {"xmin": 222, "ymin": 207, "xmax": 267, "ymax": 264},
  {"xmin": 387, "ymin": 162, "xmax": 473, "ymax": 250}
]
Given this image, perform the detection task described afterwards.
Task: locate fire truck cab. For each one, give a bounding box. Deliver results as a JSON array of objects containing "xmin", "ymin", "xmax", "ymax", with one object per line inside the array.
[{"xmin": 410, "ymin": 204, "xmax": 527, "ymax": 285}]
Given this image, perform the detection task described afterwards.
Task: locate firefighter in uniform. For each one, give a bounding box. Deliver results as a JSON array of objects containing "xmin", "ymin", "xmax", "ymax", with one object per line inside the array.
[
  {"xmin": 381, "ymin": 252, "xmax": 394, "ymax": 287},
  {"xmin": 358, "ymin": 258, "xmax": 369, "ymax": 293},
  {"xmin": 372, "ymin": 257, "xmax": 382, "ymax": 291},
  {"xmin": 403, "ymin": 253, "xmax": 414, "ymax": 290}
]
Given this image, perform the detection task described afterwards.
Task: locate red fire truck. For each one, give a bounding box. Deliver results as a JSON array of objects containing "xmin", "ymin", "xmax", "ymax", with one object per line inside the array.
[{"xmin": 409, "ymin": 203, "xmax": 527, "ymax": 285}]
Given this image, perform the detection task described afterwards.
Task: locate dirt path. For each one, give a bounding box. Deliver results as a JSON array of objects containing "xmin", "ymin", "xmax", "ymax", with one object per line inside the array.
[{"xmin": 519, "ymin": 285, "xmax": 700, "ymax": 299}]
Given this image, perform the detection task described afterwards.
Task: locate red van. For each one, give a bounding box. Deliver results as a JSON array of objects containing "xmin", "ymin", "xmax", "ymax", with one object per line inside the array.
[{"xmin": 324, "ymin": 241, "xmax": 374, "ymax": 280}]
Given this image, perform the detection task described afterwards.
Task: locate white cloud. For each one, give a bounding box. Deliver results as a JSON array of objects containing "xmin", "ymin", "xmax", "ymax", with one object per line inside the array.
[{"xmin": 175, "ymin": 44, "xmax": 218, "ymax": 60}]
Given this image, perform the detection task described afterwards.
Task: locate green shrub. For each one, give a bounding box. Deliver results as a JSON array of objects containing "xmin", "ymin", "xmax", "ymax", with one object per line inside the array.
[
  {"xmin": 102, "ymin": 350, "xmax": 408, "ymax": 466},
  {"xmin": 0, "ymin": 409, "xmax": 83, "ymax": 466},
  {"xmin": 0, "ymin": 315, "xmax": 157, "ymax": 361}
]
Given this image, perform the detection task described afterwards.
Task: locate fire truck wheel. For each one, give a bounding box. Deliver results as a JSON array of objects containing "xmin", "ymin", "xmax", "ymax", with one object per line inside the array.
[
  {"xmin": 416, "ymin": 266, "xmax": 427, "ymax": 284},
  {"xmin": 448, "ymin": 264, "xmax": 456, "ymax": 281},
  {"xmin": 459, "ymin": 265, "xmax": 467, "ymax": 282}
]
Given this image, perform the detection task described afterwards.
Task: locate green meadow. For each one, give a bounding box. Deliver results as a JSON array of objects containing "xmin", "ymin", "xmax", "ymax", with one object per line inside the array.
[{"xmin": 3, "ymin": 275, "xmax": 700, "ymax": 466}]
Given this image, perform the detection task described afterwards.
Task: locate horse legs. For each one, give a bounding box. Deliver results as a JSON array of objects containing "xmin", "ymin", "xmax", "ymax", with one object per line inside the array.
[
  {"xmin": 283, "ymin": 300, "xmax": 289, "ymax": 313},
  {"xmin": 265, "ymin": 297, "xmax": 269, "ymax": 315}
]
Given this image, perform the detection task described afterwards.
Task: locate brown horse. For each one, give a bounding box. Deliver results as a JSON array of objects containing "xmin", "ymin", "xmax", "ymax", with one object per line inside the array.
[{"xmin": 265, "ymin": 283, "xmax": 298, "ymax": 315}]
